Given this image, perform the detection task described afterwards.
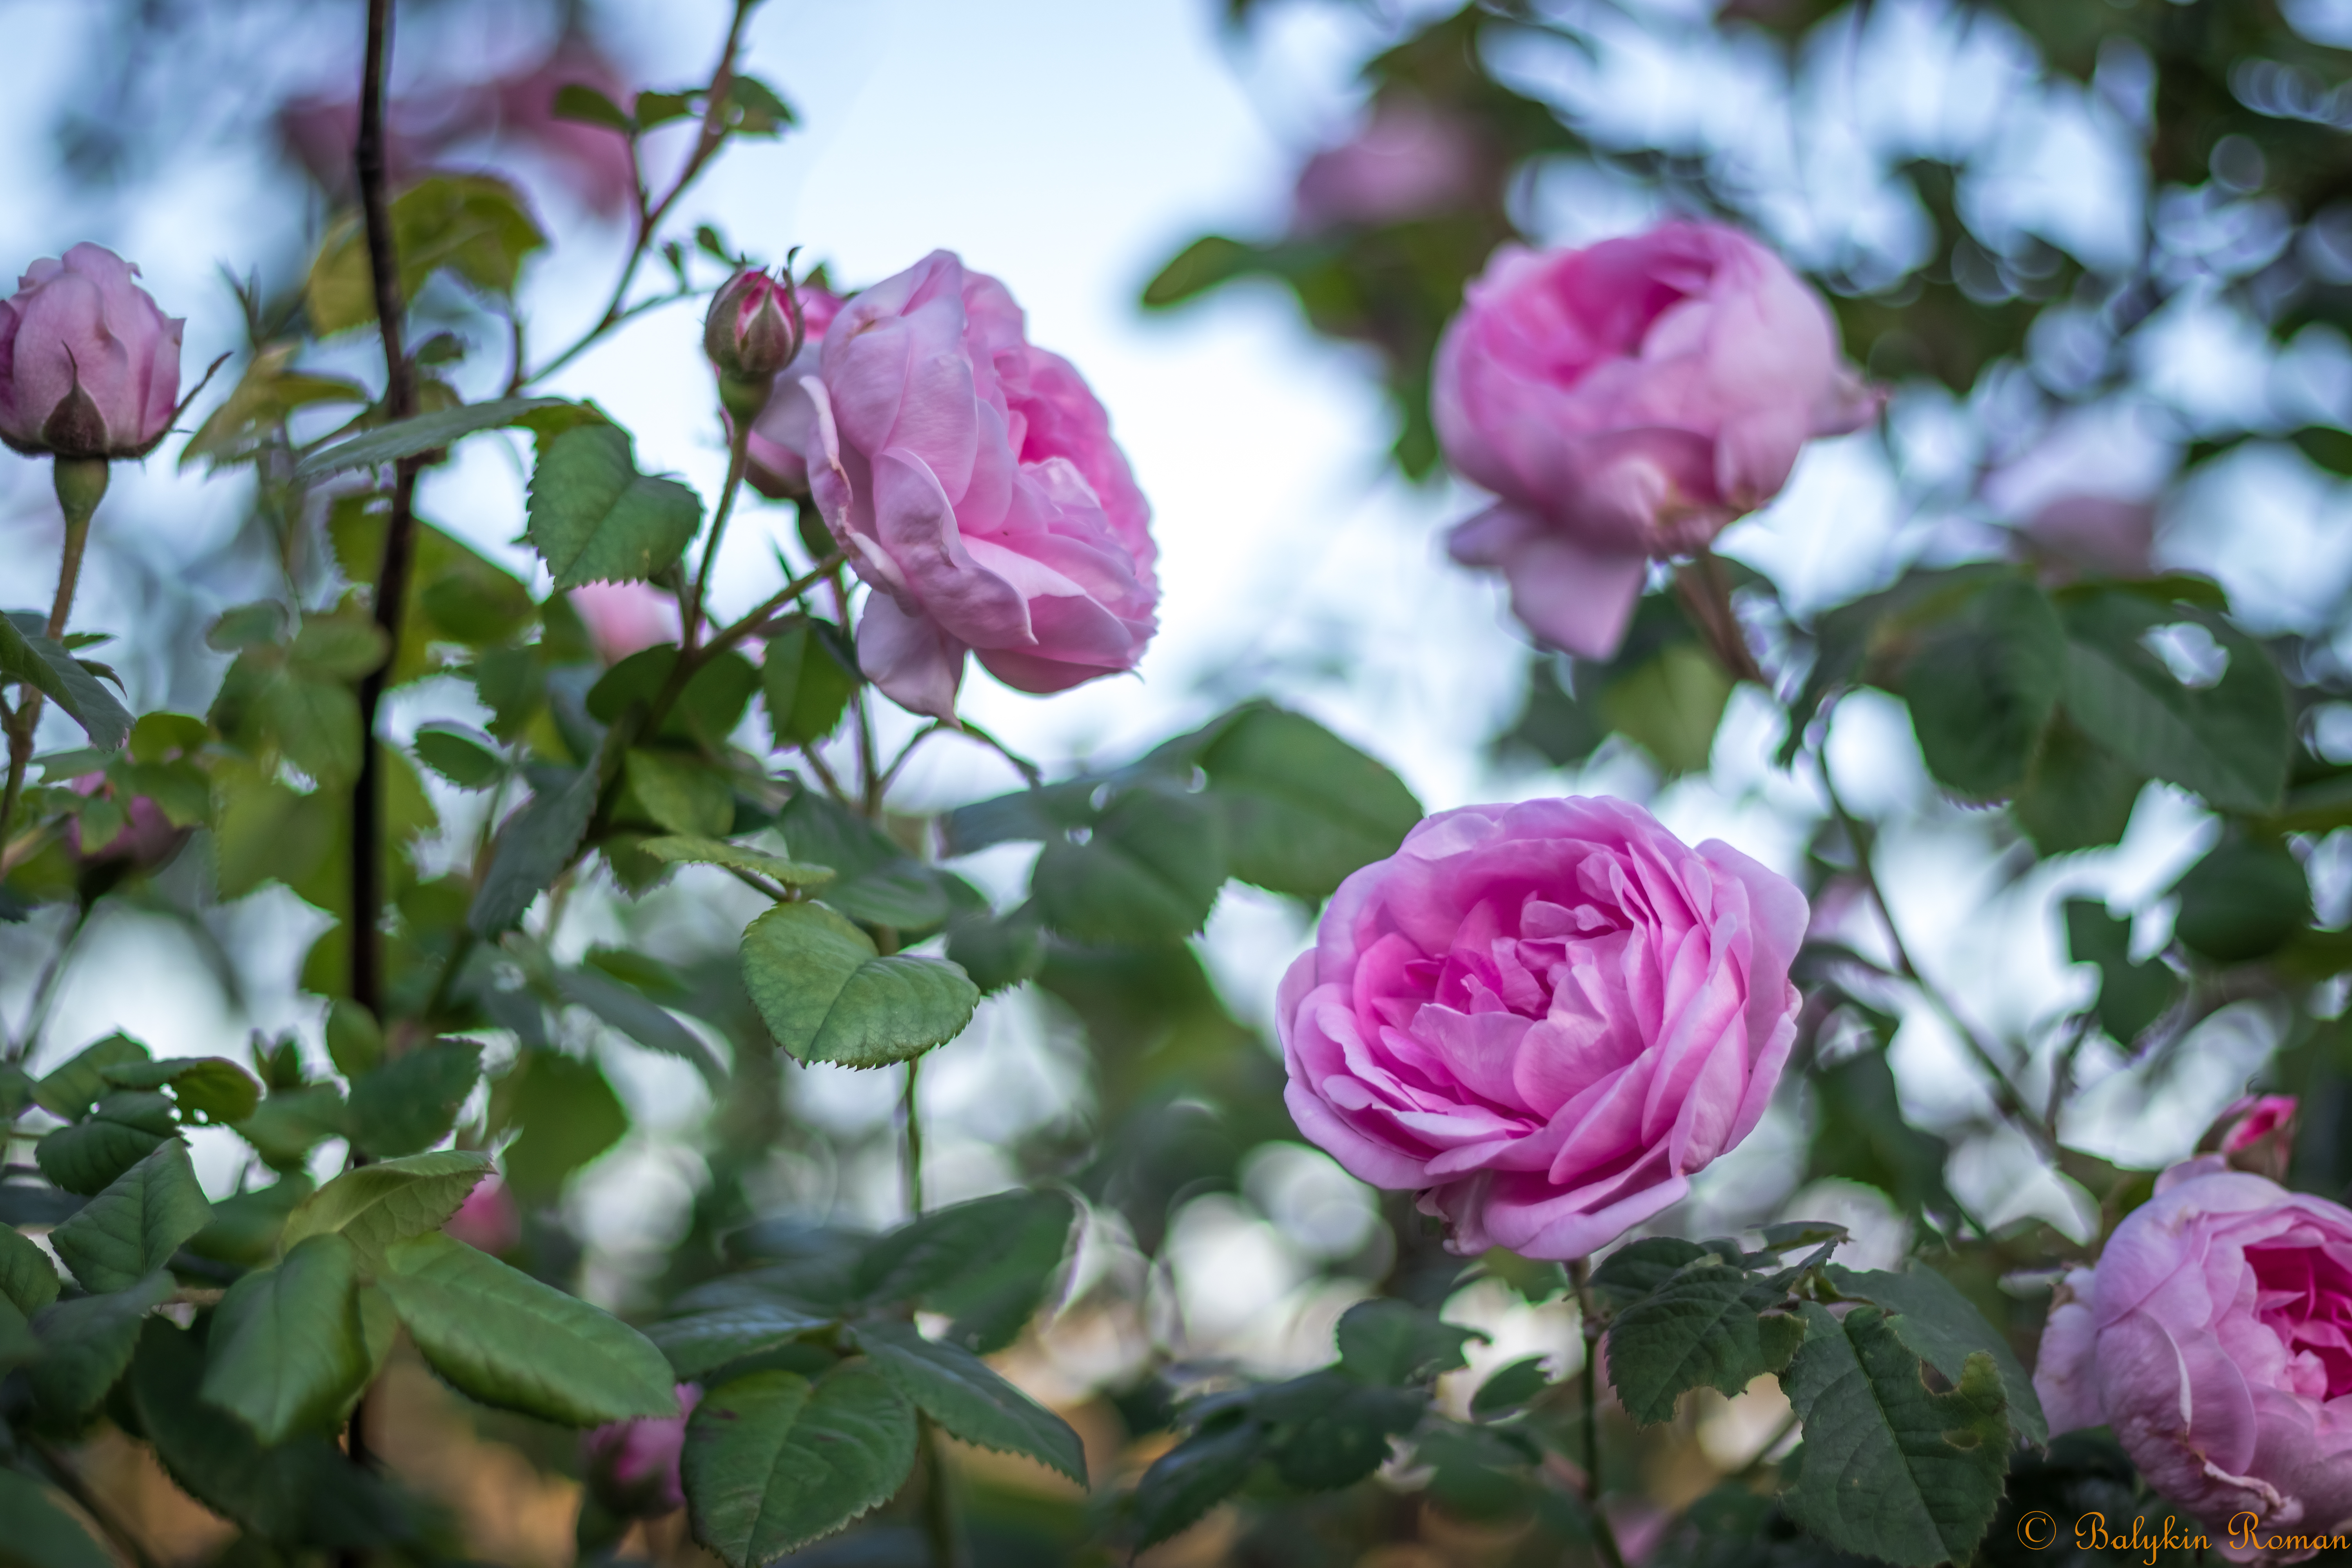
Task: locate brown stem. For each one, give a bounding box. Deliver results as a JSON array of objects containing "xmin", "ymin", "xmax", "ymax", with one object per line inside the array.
[
  {"xmin": 1569, "ymin": 1259, "xmax": 1629, "ymax": 1568},
  {"xmin": 1672, "ymin": 552, "xmax": 1765, "ymax": 685},
  {"xmin": 0, "ymin": 461, "xmax": 107, "ymax": 863},
  {"xmin": 31, "ymin": 1440, "xmax": 160, "ymax": 1568}
]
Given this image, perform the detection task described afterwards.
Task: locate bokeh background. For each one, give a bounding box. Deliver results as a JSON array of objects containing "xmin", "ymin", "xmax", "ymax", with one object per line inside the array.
[{"xmin": 2, "ymin": 0, "xmax": 2341, "ymax": 1560}]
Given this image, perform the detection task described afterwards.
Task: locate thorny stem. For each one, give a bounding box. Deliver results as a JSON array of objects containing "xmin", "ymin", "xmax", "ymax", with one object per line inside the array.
[
  {"xmin": 521, "ymin": 0, "xmax": 758, "ymax": 387},
  {"xmin": 0, "ymin": 459, "xmax": 107, "ymax": 866},
  {"xmin": 1817, "ymin": 758, "xmax": 2054, "ymax": 1155},
  {"xmin": 1569, "ymin": 1259, "xmax": 1629, "ymax": 1568}
]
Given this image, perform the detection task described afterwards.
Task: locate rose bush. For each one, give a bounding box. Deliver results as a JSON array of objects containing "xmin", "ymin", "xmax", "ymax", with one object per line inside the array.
[
  {"xmin": 0, "ymin": 243, "xmax": 183, "ymax": 459},
  {"xmin": 1434, "ymin": 220, "xmax": 1875, "ymax": 658},
  {"xmin": 1276, "ymin": 795, "xmax": 1807, "ymax": 1261},
  {"xmin": 2035, "ymin": 1159, "xmax": 2352, "ymax": 1549},
  {"xmin": 762, "ymin": 249, "xmax": 1158, "ymax": 719}
]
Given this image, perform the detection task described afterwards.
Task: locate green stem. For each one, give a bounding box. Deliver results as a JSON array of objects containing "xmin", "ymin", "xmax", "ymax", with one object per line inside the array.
[
  {"xmin": 915, "ymin": 1419, "xmax": 963, "ymax": 1568},
  {"xmin": 9, "ymin": 900, "xmax": 94, "ymax": 1064},
  {"xmin": 1570, "ymin": 1259, "xmax": 1628, "ymax": 1568},
  {"xmin": 901, "ymin": 1052, "xmax": 924, "ymax": 1218},
  {"xmin": 684, "ymin": 416, "xmax": 753, "ymax": 653},
  {"xmin": 0, "ymin": 459, "xmax": 107, "ymax": 861}
]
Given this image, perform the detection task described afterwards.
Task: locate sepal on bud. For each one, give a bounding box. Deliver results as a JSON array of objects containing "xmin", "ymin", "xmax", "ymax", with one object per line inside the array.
[{"xmin": 705, "ymin": 269, "xmax": 804, "ymax": 385}]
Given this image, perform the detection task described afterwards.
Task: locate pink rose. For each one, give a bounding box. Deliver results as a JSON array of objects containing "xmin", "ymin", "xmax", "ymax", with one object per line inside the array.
[
  {"xmin": 0, "ymin": 244, "xmax": 184, "ymax": 460},
  {"xmin": 1434, "ymin": 221, "xmax": 1875, "ymax": 658},
  {"xmin": 1276, "ymin": 797, "xmax": 1806, "ymax": 1261},
  {"xmin": 488, "ymin": 40, "xmax": 638, "ymax": 216},
  {"xmin": 2202, "ymin": 1094, "xmax": 2299, "ymax": 1185},
  {"xmin": 443, "ymin": 1178, "xmax": 522, "ymax": 1254},
  {"xmin": 2015, "ymin": 492, "xmax": 2157, "ymax": 580},
  {"xmin": 64, "ymin": 780, "xmax": 189, "ymax": 875},
  {"xmin": 570, "ymin": 581, "xmax": 679, "ymax": 664},
  {"xmin": 773, "ymin": 251, "xmax": 1158, "ymax": 720},
  {"xmin": 743, "ymin": 284, "xmax": 844, "ymax": 500},
  {"xmin": 2034, "ymin": 1161, "xmax": 2352, "ymax": 1552},
  {"xmin": 583, "ymin": 1382, "xmax": 701, "ymax": 1516},
  {"xmin": 1291, "ymin": 96, "xmax": 1486, "ymax": 234}
]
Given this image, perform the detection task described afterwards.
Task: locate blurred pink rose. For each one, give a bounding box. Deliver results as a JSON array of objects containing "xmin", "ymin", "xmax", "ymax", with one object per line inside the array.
[
  {"xmin": 443, "ymin": 1178, "xmax": 521, "ymax": 1254},
  {"xmin": 773, "ymin": 251, "xmax": 1158, "ymax": 720},
  {"xmin": 0, "ymin": 244, "xmax": 184, "ymax": 460},
  {"xmin": 2014, "ymin": 492, "xmax": 2156, "ymax": 580},
  {"xmin": 1291, "ymin": 97, "xmax": 1486, "ymax": 234},
  {"xmin": 1276, "ymin": 797, "xmax": 1806, "ymax": 1261},
  {"xmin": 1434, "ymin": 221, "xmax": 1876, "ymax": 658},
  {"xmin": 570, "ymin": 581, "xmax": 679, "ymax": 663},
  {"xmin": 488, "ymin": 40, "xmax": 637, "ymax": 216},
  {"xmin": 2202, "ymin": 1094, "xmax": 2299, "ymax": 1184},
  {"xmin": 63, "ymin": 775, "xmax": 189, "ymax": 875},
  {"xmin": 2035, "ymin": 1161, "xmax": 2352, "ymax": 1551},
  {"xmin": 583, "ymin": 1382, "xmax": 701, "ymax": 1517},
  {"xmin": 744, "ymin": 284, "xmax": 843, "ymax": 500}
]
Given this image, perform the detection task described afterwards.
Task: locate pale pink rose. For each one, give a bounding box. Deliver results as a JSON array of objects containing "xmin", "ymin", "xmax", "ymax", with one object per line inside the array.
[
  {"xmin": 2202, "ymin": 1094, "xmax": 2299, "ymax": 1185},
  {"xmin": 275, "ymin": 89, "xmax": 470, "ymax": 192},
  {"xmin": 1434, "ymin": 222, "xmax": 1876, "ymax": 658},
  {"xmin": 583, "ymin": 1382, "xmax": 701, "ymax": 1517},
  {"xmin": 1277, "ymin": 797, "xmax": 1806, "ymax": 1261},
  {"xmin": 570, "ymin": 581, "xmax": 678, "ymax": 663},
  {"xmin": 443, "ymin": 1178, "xmax": 521, "ymax": 1254},
  {"xmin": 487, "ymin": 39, "xmax": 637, "ymax": 216},
  {"xmin": 0, "ymin": 244, "xmax": 184, "ymax": 459},
  {"xmin": 1291, "ymin": 97, "xmax": 1486, "ymax": 234},
  {"xmin": 63, "ymin": 776, "xmax": 189, "ymax": 875},
  {"xmin": 2015, "ymin": 492, "xmax": 2157, "ymax": 579},
  {"xmin": 743, "ymin": 284, "xmax": 844, "ymax": 500},
  {"xmin": 770, "ymin": 251, "xmax": 1157, "ymax": 719},
  {"xmin": 2034, "ymin": 1161, "xmax": 2352, "ymax": 1556}
]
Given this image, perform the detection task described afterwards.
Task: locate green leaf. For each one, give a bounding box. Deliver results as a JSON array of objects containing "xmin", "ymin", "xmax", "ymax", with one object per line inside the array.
[
  {"xmin": 778, "ymin": 788, "xmax": 952, "ymax": 930},
  {"xmin": 1142, "ymin": 234, "xmax": 1258, "ymax": 309},
  {"xmin": 1807, "ymin": 1042, "xmax": 1961, "ymax": 1226},
  {"xmin": 1896, "ymin": 577, "xmax": 2064, "ymax": 799},
  {"xmin": 2014, "ymin": 712, "xmax": 2144, "ymax": 854},
  {"xmin": 1336, "ymin": 1298, "xmax": 1481, "ymax": 1386},
  {"xmin": 1470, "ymin": 1355, "xmax": 1551, "ymax": 1419},
  {"xmin": 211, "ymin": 775, "xmax": 338, "ymax": 899},
  {"xmin": 1033, "ymin": 784, "xmax": 1227, "ymax": 944},
  {"xmin": 1779, "ymin": 1304, "xmax": 2009, "ymax": 1568},
  {"xmin": 33, "ymin": 1033, "xmax": 149, "ymax": 1117},
  {"xmin": 2059, "ymin": 593, "xmax": 2288, "ymax": 815},
  {"xmin": 0, "ymin": 613, "xmax": 130, "ymax": 750},
  {"xmin": 345, "ymin": 1039, "xmax": 482, "ymax": 1158},
  {"xmin": 721, "ymin": 74, "xmax": 796, "ymax": 135},
  {"xmin": 526, "ymin": 424, "xmax": 702, "ymax": 590},
  {"xmin": 178, "ymin": 343, "xmax": 369, "ymax": 472},
  {"xmin": 586, "ymin": 645, "xmax": 759, "ymax": 750},
  {"xmin": 199, "ymin": 1232, "xmax": 368, "ymax": 1444},
  {"xmin": 1597, "ymin": 642, "xmax": 1735, "ymax": 775},
  {"xmin": 469, "ymin": 759, "xmax": 603, "ymax": 934},
  {"xmin": 637, "ymin": 89, "xmax": 695, "ymax": 128},
  {"xmin": 497, "ymin": 1049, "xmax": 627, "ymax": 1203},
  {"xmin": 683, "ymin": 1366, "xmax": 918, "ymax": 1567},
  {"xmin": 1588, "ymin": 1237, "xmax": 1715, "ymax": 1308},
  {"xmin": 740, "ymin": 902, "xmax": 978, "ymax": 1068},
  {"xmin": 944, "ymin": 903, "xmax": 1045, "ymax": 997},
  {"xmin": 0, "ymin": 1470, "xmax": 115, "ymax": 1568},
  {"xmin": 555, "ymin": 965, "xmax": 726, "ymax": 1086},
  {"xmin": 1826, "ymin": 1264, "xmax": 2046, "ymax": 1445},
  {"xmin": 412, "ymin": 722, "xmax": 506, "ymax": 790},
  {"xmin": 186, "ymin": 1176, "xmax": 315, "ymax": 1268},
  {"xmin": 760, "ymin": 615, "xmax": 859, "ymax": 747},
  {"xmin": 0, "ymin": 1224, "xmax": 63, "ymax": 1314},
  {"xmin": 1196, "ymin": 703, "xmax": 1422, "ymax": 902},
  {"xmin": 1131, "ymin": 1419, "xmax": 1263, "ymax": 1548},
  {"xmin": 624, "ymin": 748, "xmax": 735, "ymax": 837},
  {"xmin": 650, "ymin": 1302, "xmax": 835, "ymax": 1379},
  {"xmin": 2062, "ymin": 899, "xmax": 2178, "ymax": 1043},
  {"xmin": 552, "ymin": 82, "xmax": 634, "ymax": 132},
  {"xmin": 851, "ymin": 1191, "xmax": 1076, "ymax": 1336},
  {"xmin": 49, "ymin": 1139, "xmax": 212, "ymax": 1292},
  {"xmin": 638, "ymin": 834, "xmax": 835, "ymax": 887},
  {"xmin": 281, "ymin": 1149, "xmax": 492, "ymax": 1258},
  {"xmin": 232, "ymin": 1083, "xmax": 348, "ymax": 1173},
  {"xmin": 1258, "ymin": 1369, "xmax": 1426, "ymax": 1490},
  {"xmin": 855, "ymin": 1319, "xmax": 1086, "ymax": 1484},
  {"xmin": 28, "ymin": 1271, "xmax": 173, "ymax": 1423},
  {"xmin": 1605, "ymin": 1256, "xmax": 1800, "ymax": 1426},
  {"xmin": 307, "ymin": 173, "xmax": 547, "ymax": 334},
  {"xmin": 376, "ymin": 1230, "xmax": 676, "ymax": 1425},
  {"xmin": 100, "ymin": 1055, "xmax": 262, "ymax": 1125},
  {"xmin": 2173, "ymin": 838, "xmax": 2309, "ymax": 964}
]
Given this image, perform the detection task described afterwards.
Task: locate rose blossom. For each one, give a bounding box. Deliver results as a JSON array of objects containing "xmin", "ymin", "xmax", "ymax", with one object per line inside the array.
[
  {"xmin": 583, "ymin": 1382, "xmax": 701, "ymax": 1516},
  {"xmin": 2201, "ymin": 1094, "xmax": 2300, "ymax": 1185},
  {"xmin": 1434, "ymin": 221, "xmax": 1876, "ymax": 659},
  {"xmin": 2035, "ymin": 1160, "xmax": 2352, "ymax": 1553},
  {"xmin": 570, "ymin": 581, "xmax": 678, "ymax": 663},
  {"xmin": 765, "ymin": 250, "xmax": 1157, "ymax": 720},
  {"xmin": 0, "ymin": 244, "xmax": 184, "ymax": 460},
  {"xmin": 1291, "ymin": 96, "xmax": 1486, "ymax": 234},
  {"xmin": 443, "ymin": 1178, "xmax": 522, "ymax": 1254},
  {"xmin": 743, "ymin": 283, "xmax": 843, "ymax": 500},
  {"xmin": 1277, "ymin": 797, "xmax": 1806, "ymax": 1261}
]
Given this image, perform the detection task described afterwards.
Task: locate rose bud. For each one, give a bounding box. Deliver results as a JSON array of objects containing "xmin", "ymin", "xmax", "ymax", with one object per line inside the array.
[
  {"xmin": 706, "ymin": 270, "xmax": 804, "ymax": 419},
  {"xmin": 743, "ymin": 284, "xmax": 844, "ymax": 500},
  {"xmin": 443, "ymin": 1178, "xmax": 522, "ymax": 1254},
  {"xmin": 2200, "ymin": 1093, "xmax": 2298, "ymax": 1184},
  {"xmin": 1434, "ymin": 221, "xmax": 1877, "ymax": 659},
  {"xmin": 2035, "ymin": 1159, "xmax": 2352, "ymax": 1544},
  {"xmin": 1278, "ymin": 795, "xmax": 1806, "ymax": 1261},
  {"xmin": 0, "ymin": 244, "xmax": 185, "ymax": 461},
  {"xmin": 582, "ymin": 1383, "xmax": 701, "ymax": 1517}
]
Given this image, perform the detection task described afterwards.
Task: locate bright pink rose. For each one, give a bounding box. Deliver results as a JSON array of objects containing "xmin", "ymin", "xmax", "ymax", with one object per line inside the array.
[
  {"xmin": 1434, "ymin": 222, "xmax": 1875, "ymax": 659},
  {"xmin": 1276, "ymin": 797, "xmax": 1806, "ymax": 1261},
  {"xmin": 743, "ymin": 284, "xmax": 843, "ymax": 500},
  {"xmin": 570, "ymin": 581, "xmax": 678, "ymax": 664},
  {"xmin": 775, "ymin": 251, "xmax": 1157, "ymax": 720},
  {"xmin": 443, "ymin": 1178, "xmax": 521, "ymax": 1254},
  {"xmin": 583, "ymin": 1382, "xmax": 701, "ymax": 1517},
  {"xmin": 0, "ymin": 245, "xmax": 184, "ymax": 460},
  {"xmin": 1291, "ymin": 97, "xmax": 1486, "ymax": 234},
  {"xmin": 2035, "ymin": 1161, "xmax": 2352, "ymax": 1553}
]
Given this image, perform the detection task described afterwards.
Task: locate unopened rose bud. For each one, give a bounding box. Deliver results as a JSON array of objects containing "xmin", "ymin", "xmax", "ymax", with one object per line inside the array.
[
  {"xmin": 0, "ymin": 245, "xmax": 185, "ymax": 461},
  {"xmin": 705, "ymin": 270, "xmax": 802, "ymax": 417},
  {"xmin": 2199, "ymin": 1093, "xmax": 2296, "ymax": 1182},
  {"xmin": 582, "ymin": 1383, "xmax": 701, "ymax": 1517},
  {"xmin": 443, "ymin": 1178, "xmax": 522, "ymax": 1254}
]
